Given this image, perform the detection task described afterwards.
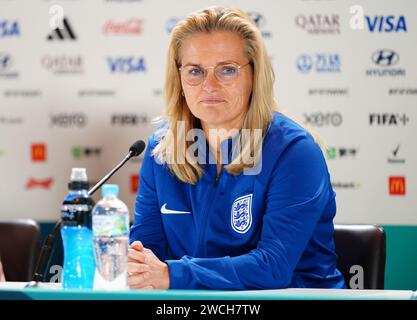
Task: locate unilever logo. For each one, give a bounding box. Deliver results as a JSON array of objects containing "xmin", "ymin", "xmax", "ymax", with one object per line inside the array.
[{"xmin": 297, "ymin": 54, "xmax": 341, "ymax": 73}]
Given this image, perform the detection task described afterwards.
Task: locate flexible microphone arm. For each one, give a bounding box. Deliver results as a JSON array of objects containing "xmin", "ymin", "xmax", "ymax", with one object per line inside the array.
[
  {"xmin": 88, "ymin": 152, "xmax": 133, "ymax": 196},
  {"xmin": 26, "ymin": 140, "xmax": 146, "ymax": 288}
]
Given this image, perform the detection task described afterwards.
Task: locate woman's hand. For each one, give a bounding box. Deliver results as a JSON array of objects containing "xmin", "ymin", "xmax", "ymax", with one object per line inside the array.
[
  {"xmin": 127, "ymin": 241, "xmax": 170, "ymax": 290},
  {"xmin": 0, "ymin": 258, "xmax": 5, "ymax": 282}
]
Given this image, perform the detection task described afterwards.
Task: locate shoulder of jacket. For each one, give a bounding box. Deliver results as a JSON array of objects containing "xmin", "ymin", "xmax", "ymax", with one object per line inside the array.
[{"xmin": 264, "ymin": 112, "xmax": 313, "ymax": 154}]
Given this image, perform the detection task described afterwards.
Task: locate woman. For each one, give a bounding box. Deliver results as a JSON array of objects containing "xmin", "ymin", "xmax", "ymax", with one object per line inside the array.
[{"xmin": 128, "ymin": 6, "xmax": 346, "ymax": 290}]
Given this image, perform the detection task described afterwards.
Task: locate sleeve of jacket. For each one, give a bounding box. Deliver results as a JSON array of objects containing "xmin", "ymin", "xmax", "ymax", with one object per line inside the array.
[
  {"xmin": 129, "ymin": 137, "xmax": 168, "ymax": 261},
  {"xmin": 166, "ymin": 136, "xmax": 332, "ymax": 289}
]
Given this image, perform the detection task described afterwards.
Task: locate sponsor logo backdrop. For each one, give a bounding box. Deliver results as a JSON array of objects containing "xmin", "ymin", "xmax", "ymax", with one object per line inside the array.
[{"xmin": 0, "ymin": 0, "xmax": 416, "ymax": 226}]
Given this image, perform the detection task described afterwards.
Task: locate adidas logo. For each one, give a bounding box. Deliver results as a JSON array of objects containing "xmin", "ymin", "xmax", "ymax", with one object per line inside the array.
[{"xmin": 47, "ymin": 17, "xmax": 77, "ymax": 41}]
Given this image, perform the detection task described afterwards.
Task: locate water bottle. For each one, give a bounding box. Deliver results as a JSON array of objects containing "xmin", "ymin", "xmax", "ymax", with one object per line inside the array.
[
  {"xmin": 60, "ymin": 168, "xmax": 95, "ymax": 289},
  {"xmin": 92, "ymin": 184, "xmax": 130, "ymax": 290}
]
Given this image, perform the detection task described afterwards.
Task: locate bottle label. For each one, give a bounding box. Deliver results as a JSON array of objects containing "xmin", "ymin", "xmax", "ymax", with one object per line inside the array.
[
  {"xmin": 61, "ymin": 204, "xmax": 93, "ymax": 227},
  {"xmin": 93, "ymin": 215, "xmax": 129, "ymax": 237}
]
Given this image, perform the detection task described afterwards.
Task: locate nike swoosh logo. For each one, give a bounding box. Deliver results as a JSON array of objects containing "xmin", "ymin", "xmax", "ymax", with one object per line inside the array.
[{"xmin": 160, "ymin": 203, "xmax": 191, "ymax": 214}]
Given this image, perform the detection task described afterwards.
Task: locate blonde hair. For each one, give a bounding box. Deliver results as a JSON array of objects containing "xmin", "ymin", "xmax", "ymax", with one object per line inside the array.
[{"xmin": 152, "ymin": 6, "xmax": 279, "ymax": 184}]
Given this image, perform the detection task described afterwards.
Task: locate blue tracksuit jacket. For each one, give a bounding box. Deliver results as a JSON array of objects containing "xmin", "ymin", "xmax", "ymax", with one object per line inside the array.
[{"xmin": 130, "ymin": 111, "xmax": 346, "ymax": 289}]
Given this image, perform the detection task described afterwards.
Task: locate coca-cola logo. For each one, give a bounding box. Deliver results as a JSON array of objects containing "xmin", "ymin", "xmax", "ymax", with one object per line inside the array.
[{"xmin": 103, "ymin": 19, "xmax": 143, "ymax": 35}]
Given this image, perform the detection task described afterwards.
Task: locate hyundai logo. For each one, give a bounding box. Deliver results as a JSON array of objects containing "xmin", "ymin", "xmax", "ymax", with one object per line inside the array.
[{"xmin": 372, "ymin": 49, "xmax": 399, "ymax": 67}]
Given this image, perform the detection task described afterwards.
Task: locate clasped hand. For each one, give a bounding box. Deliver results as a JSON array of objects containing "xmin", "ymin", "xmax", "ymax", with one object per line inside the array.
[{"xmin": 127, "ymin": 241, "xmax": 170, "ymax": 290}]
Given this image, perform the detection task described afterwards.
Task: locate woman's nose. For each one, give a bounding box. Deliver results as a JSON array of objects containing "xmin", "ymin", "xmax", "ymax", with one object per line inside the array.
[{"xmin": 202, "ymin": 69, "xmax": 221, "ymax": 92}]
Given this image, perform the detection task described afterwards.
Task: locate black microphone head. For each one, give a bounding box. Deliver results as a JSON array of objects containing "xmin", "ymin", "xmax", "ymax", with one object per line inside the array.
[{"xmin": 129, "ymin": 140, "xmax": 146, "ymax": 157}]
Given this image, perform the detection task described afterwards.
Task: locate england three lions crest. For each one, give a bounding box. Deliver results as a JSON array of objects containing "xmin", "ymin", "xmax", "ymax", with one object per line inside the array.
[{"xmin": 231, "ymin": 194, "xmax": 253, "ymax": 234}]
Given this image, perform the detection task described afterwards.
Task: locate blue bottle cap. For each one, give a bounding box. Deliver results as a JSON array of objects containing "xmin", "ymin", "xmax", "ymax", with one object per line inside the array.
[{"xmin": 101, "ymin": 184, "xmax": 119, "ymax": 197}]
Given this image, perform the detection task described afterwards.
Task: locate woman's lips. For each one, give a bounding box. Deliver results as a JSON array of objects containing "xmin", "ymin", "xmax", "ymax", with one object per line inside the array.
[{"xmin": 200, "ymin": 98, "xmax": 225, "ymax": 105}]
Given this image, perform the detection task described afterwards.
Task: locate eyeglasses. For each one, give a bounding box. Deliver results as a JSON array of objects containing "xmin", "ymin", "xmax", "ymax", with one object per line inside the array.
[{"xmin": 179, "ymin": 61, "xmax": 251, "ymax": 86}]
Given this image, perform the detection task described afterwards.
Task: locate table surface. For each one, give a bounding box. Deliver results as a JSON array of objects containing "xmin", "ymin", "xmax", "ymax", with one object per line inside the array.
[{"xmin": 0, "ymin": 282, "xmax": 416, "ymax": 300}]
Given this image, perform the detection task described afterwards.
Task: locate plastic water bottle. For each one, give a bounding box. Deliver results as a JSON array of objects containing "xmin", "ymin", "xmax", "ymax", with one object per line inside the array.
[
  {"xmin": 60, "ymin": 168, "xmax": 95, "ymax": 289},
  {"xmin": 92, "ymin": 184, "xmax": 130, "ymax": 290}
]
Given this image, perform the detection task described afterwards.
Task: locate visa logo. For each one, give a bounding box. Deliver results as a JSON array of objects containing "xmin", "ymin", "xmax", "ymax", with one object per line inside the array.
[
  {"xmin": 0, "ymin": 20, "xmax": 20, "ymax": 37},
  {"xmin": 365, "ymin": 15, "xmax": 407, "ymax": 33},
  {"xmin": 107, "ymin": 57, "xmax": 146, "ymax": 73}
]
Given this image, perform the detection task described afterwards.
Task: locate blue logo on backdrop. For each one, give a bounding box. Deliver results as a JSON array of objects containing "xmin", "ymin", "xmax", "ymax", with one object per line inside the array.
[
  {"xmin": 372, "ymin": 49, "xmax": 399, "ymax": 67},
  {"xmin": 166, "ymin": 17, "xmax": 181, "ymax": 34},
  {"xmin": 365, "ymin": 15, "xmax": 407, "ymax": 33},
  {"xmin": 297, "ymin": 54, "xmax": 341, "ymax": 73},
  {"xmin": 231, "ymin": 194, "xmax": 253, "ymax": 234},
  {"xmin": 247, "ymin": 12, "xmax": 272, "ymax": 38},
  {"xmin": 0, "ymin": 52, "xmax": 18, "ymax": 78},
  {"xmin": 366, "ymin": 49, "xmax": 405, "ymax": 77},
  {"xmin": 0, "ymin": 53, "xmax": 13, "ymax": 71},
  {"xmin": 107, "ymin": 57, "xmax": 146, "ymax": 73},
  {"xmin": 0, "ymin": 20, "xmax": 20, "ymax": 37}
]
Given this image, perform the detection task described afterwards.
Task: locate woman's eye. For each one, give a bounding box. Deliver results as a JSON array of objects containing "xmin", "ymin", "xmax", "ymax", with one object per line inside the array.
[
  {"xmin": 189, "ymin": 68, "xmax": 203, "ymax": 76},
  {"xmin": 221, "ymin": 66, "xmax": 237, "ymax": 75}
]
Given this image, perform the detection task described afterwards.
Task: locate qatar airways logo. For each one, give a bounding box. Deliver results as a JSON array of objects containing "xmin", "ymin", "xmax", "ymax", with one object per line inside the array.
[
  {"xmin": 103, "ymin": 18, "xmax": 143, "ymax": 35},
  {"xmin": 295, "ymin": 14, "xmax": 340, "ymax": 34}
]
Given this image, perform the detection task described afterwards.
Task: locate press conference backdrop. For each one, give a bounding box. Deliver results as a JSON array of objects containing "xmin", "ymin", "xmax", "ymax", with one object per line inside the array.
[{"xmin": 0, "ymin": 0, "xmax": 416, "ymax": 289}]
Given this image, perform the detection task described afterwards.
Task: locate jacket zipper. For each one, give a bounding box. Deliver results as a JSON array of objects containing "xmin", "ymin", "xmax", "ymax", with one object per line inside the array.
[{"xmin": 196, "ymin": 168, "xmax": 222, "ymax": 256}]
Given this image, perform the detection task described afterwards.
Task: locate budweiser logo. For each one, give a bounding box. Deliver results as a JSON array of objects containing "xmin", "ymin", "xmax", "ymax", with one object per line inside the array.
[{"xmin": 26, "ymin": 178, "xmax": 54, "ymax": 189}]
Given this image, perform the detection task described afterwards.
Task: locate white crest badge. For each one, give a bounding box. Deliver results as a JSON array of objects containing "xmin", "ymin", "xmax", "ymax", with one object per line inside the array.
[{"xmin": 231, "ymin": 194, "xmax": 253, "ymax": 234}]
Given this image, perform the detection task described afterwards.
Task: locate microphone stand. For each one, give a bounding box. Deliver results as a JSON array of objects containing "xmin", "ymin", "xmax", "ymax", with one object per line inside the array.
[
  {"xmin": 87, "ymin": 151, "xmax": 133, "ymax": 196},
  {"xmin": 26, "ymin": 147, "xmax": 141, "ymax": 288}
]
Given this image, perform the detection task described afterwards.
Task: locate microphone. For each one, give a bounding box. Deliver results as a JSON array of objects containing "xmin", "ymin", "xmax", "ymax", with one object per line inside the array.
[
  {"xmin": 88, "ymin": 140, "xmax": 145, "ymax": 195},
  {"xmin": 27, "ymin": 140, "xmax": 146, "ymax": 287}
]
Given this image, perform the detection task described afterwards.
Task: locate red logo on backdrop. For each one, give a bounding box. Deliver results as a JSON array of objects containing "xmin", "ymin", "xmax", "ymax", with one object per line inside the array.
[
  {"xmin": 26, "ymin": 178, "xmax": 54, "ymax": 190},
  {"xmin": 103, "ymin": 19, "xmax": 143, "ymax": 35},
  {"xmin": 31, "ymin": 144, "xmax": 46, "ymax": 161},
  {"xmin": 131, "ymin": 174, "xmax": 139, "ymax": 193},
  {"xmin": 389, "ymin": 176, "xmax": 406, "ymax": 195}
]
